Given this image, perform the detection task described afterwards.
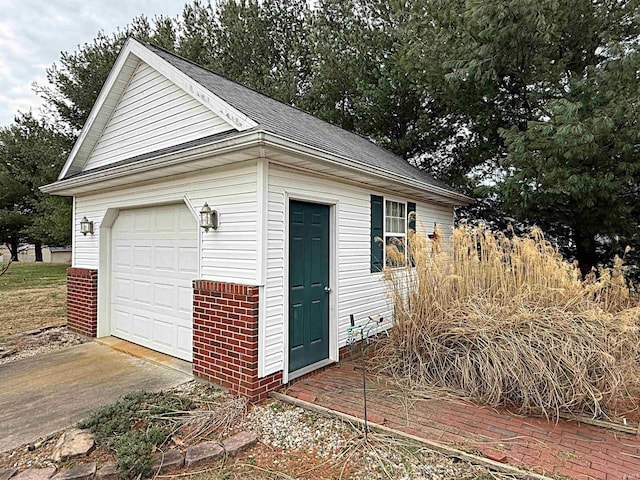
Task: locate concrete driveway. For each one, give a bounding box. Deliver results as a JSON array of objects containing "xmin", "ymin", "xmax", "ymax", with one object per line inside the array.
[{"xmin": 0, "ymin": 341, "xmax": 193, "ymax": 453}]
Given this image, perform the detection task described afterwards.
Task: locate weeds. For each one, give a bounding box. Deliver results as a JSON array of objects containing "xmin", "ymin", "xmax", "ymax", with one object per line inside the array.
[
  {"xmin": 156, "ymin": 396, "xmax": 247, "ymax": 443},
  {"xmin": 377, "ymin": 224, "xmax": 640, "ymax": 419},
  {"xmin": 0, "ymin": 259, "xmax": 11, "ymax": 277}
]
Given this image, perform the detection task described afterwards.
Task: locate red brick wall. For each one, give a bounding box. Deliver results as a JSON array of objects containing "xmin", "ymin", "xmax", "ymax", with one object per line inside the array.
[
  {"xmin": 67, "ymin": 267, "xmax": 98, "ymax": 337},
  {"xmin": 193, "ymin": 280, "xmax": 282, "ymax": 402}
]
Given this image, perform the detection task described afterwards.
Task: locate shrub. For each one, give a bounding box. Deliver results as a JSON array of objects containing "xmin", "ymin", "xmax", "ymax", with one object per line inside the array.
[
  {"xmin": 79, "ymin": 391, "xmax": 194, "ymax": 479},
  {"xmin": 377, "ymin": 224, "xmax": 640, "ymax": 419},
  {"xmin": 114, "ymin": 428, "xmax": 164, "ymax": 479}
]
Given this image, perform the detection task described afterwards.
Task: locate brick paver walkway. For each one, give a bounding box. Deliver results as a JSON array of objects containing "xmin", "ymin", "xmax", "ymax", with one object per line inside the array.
[{"xmin": 284, "ymin": 363, "xmax": 640, "ymax": 480}]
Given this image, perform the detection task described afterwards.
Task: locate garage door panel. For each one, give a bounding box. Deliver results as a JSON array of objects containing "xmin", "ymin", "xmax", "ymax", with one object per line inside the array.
[
  {"xmin": 154, "ymin": 246, "xmax": 176, "ymax": 272},
  {"xmin": 156, "ymin": 210, "xmax": 177, "ymax": 233},
  {"xmin": 113, "ymin": 307, "xmax": 132, "ymax": 333},
  {"xmin": 133, "ymin": 246, "xmax": 153, "ymax": 269},
  {"xmin": 154, "ymin": 283, "xmax": 176, "ymax": 310},
  {"xmin": 178, "ymin": 211, "xmax": 196, "ymax": 232},
  {"xmin": 116, "ymin": 214, "xmax": 134, "ymax": 233},
  {"xmin": 113, "ymin": 277, "xmax": 132, "ymax": 302},
  {"xmin": 177, "ymin": 327, "xmax": 192, "ymax": 355},
  {"xmin": 133, "ymin": 280, "xmax": 153, "ymax": 305},
  {"xmin": 134, "ymin": 212, "xmax": 152, "ymax": 233},
  {"xmin": 153, "ymin": 320, "xmax": 174, "ymax": 347},
  {"xmin": 132, "ymin": 313, "xmax": 151, "ymax": 339},
  {"xmin": 113, "ymin": 244, "xmax": 133, "ymax": 268},
  {"xmin": 179, "ymin": 247, "xmax": 198, "ymax": 274},
  {"xmin": 111, "ymin": 203, "xmax": 196, "ymax": 361},
  {"xmin": 178, "ymin": 286, "xmax": 192, "ymax": 314}
]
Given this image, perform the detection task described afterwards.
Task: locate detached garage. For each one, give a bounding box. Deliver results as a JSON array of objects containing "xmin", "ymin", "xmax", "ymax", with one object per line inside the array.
[{"xmin": 42, "ymin": 39, "xmax": 470, "ymax": 401}]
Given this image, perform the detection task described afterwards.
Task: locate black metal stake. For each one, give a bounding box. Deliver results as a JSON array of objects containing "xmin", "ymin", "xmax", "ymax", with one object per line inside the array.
[
  {"xmin": 361, "ymin": 338, "xmax": 369, "ymax": 441},
  {"xmin": 349, "ymin": 313, "xmax": 370, "ymax": 442}
]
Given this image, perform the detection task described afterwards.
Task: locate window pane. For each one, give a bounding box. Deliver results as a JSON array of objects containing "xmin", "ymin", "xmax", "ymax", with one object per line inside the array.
[
  {"xmin": 385, "ymin": 236, "xmax": 406, "ymax": 267},
  {"xmin": 384, "ymin": 200, "xmax": 408, "ymax": 235}
]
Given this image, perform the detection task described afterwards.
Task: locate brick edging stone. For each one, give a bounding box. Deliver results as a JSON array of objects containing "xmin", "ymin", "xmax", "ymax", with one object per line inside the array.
[{"xmin": 6, "ymin": 431, "xmax": 258, "ymax": 480}]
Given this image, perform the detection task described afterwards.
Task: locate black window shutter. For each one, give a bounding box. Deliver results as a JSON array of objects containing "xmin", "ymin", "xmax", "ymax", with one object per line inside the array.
[
  {"xmin": 371, "ymin": 195, "xmax": 384, "ymax": 272},
  {"xmin": 407, "ymin": 202, "xmax": 416, "ymax": 267},
  {"xmin": 407, "ymin": 202, "xmax": 416, "ymax": 232}
]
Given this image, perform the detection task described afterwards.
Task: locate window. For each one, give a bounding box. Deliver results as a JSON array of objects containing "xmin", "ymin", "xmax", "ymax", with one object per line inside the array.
[
  {"xmin": 370, "ymin": 196, "xmax": 416, "ymax": 272},
  {"xmin": 384, "ymin": 200, "xmax": 406, "ymax": 267}
]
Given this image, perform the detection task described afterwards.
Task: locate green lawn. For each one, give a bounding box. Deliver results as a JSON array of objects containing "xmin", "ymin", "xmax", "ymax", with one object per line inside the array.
[{"xmin": 0, "ymin": 262, "xmax": 68, "ymax": 291}]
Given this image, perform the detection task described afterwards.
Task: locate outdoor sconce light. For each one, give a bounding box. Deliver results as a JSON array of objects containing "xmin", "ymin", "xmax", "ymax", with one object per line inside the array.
[
  {"xmin": 428, "ymin": 222, "xmax": 438, "ymax": 240},
  {"xmin": 80, "ymin": 216, "xmax": 94, "ymax": 235},
  {"xmin": 200, "ymin": 202, "xmax": 218, "ymax": 232}
]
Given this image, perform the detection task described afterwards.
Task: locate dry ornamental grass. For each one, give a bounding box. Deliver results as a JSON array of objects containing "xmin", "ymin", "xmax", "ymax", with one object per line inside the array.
[{"xmin": 377, "ymin": 224, "xmax": 640, "ymax": 419}]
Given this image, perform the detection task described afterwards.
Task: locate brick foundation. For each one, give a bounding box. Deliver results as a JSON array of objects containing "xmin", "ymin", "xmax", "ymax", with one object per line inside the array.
[
  {"xmin": 192, "ymin": 280, "xmax": 282, "ymax": 402},
  {"xmin": 67, "ymin": 267, "xmax": 98, "ymax": 337}
]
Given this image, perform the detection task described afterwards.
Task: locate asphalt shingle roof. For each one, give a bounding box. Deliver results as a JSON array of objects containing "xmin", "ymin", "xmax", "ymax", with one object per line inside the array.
[{"xmin": 146, "ymin": 43, "xmax": 458, "ymax": 194}]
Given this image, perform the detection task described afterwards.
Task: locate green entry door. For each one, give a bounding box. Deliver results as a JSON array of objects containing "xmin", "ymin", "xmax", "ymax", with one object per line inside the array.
[{"xmin": 289, "ymin": 200, "xmax": 330, "ymax": 373}]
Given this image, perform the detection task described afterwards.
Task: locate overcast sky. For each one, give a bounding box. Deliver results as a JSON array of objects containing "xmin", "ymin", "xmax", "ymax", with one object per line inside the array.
[{"xmin": 0, "ymin": 0, "xmax": 186, "ymax": 127}]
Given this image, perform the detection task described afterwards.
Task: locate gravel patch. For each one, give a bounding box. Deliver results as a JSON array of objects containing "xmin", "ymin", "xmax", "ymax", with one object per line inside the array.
[
  {"xmin": 243, "ymin": 401, "xmax": 506, "ymax": 479},
  {"xmin": 0, "ymin": 326, "xmax": 86, "ymax": 365},
  {"xmin": 244, "ymin": 402, "xmax": 348, "ymax": 457}
]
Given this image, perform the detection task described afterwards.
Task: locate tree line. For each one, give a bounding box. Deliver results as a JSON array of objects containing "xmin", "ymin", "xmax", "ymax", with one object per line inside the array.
[{"xmin": 1, "ymin": 0, "xmax": 638, "ymax": 280}]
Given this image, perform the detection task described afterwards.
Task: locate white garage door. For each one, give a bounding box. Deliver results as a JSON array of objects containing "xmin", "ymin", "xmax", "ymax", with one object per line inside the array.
[{"xmin": 111, "ymin": 203, "xmax": 198, "ymax": 361}]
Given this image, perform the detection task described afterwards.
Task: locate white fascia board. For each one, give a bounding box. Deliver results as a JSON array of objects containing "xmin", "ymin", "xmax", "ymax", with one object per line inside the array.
[
  {"xmin": 58, "ymin": 38, "xmax": 258, "ymax": 181},
  {"xmin": 58, "ymin": 38, "xmax": 138, "ymax": 180},
  {"xmin": 261, "ymin": 132, "xmax": 474, "ymax": 206}
]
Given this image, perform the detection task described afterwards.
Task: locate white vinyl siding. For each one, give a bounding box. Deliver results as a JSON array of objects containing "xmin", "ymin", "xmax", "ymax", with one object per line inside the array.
[
  {"xmin": 262, "ymin": 164, "xmax": 455, "ymax": 376},
  {"xmin": 73, "ymin": 160, "xmax": 259, "ymax": 284},
  {"xmin": 415, "ymin": 201, "xmax": 454, "ymax": 248},
  {"xmin": 84, "ymin": 61, "xmax": 233, "ymax": 171}
]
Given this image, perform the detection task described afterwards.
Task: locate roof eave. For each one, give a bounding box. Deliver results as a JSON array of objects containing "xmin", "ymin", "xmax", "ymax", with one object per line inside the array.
[
  {"xmin": 260, "ymin": 132, "xmax": 473, "ymax": 206},
  {"xmin": 41, "ymin": 130, "xmax": 265, "ymax": 195},
  {"xmin": 42, "ymin": 130, "xmax": 473, "ymax": 206}
]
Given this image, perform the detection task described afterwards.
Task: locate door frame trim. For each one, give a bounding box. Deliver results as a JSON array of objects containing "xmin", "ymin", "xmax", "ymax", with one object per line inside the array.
[{"xmin": 282, "ymin": 191, "xmax": 339, "ymax": 384}]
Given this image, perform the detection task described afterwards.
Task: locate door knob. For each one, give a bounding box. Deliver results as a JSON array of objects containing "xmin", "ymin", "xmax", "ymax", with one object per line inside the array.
[{"xmin": 324, "ymin": 286, "xmax": 331, "ymax": 293}]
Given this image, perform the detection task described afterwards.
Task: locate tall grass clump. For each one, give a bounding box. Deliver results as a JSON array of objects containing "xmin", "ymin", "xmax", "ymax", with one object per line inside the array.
[{"xmin": 377, "ymin": 224, "xmax": 640, "ymax": 419}]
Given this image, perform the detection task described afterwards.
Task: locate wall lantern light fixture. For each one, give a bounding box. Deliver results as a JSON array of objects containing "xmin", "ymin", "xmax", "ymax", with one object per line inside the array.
[
  {"xmin": 80, "ymin": 216, "xmax": 94, "ymax": 235},
  {"xmin": 200, "ymin": 202, "xmax": 218, "ymax": 232},
  {"xmin": 428, "ymin": 222, "xmax": 439, "ymax": 240}
]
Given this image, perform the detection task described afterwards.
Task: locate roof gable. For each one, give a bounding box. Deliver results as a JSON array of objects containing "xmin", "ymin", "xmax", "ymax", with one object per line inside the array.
[
  {"xmin": 58, "ymin": 39, "xmax": 257, "ymax": 179},
  {"xmin": 84, "ymin": 60, "xmax": 239, "ymax": 171},
  {"xmin": 55, "ymin": 40, "xmax": 468, "ymax": 203}
]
